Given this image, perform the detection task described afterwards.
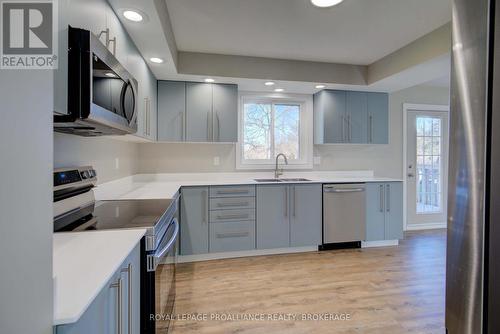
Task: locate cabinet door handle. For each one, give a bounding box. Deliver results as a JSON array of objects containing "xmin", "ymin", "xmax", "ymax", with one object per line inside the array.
[
  {"xmin": 342, "ymin": 115, "xmax": 346, "ymax": 143},
  {"xmin": 386, "ymin": 184, "xmax": 390, "ymax": 212},
  {"xmin": 215, "ymin": 112, "xmax": 220, "ymax": 142},
  {"xmin": 348, "ymin": 114, "xmax": 351, "ymax": 142},
  {"xmin": 379, "ymin": 185, "xmax": 384, "ymax": 212},
  {"xmin": 293, "ymin": 186, "xmax": 296, "ymax": 217},
  {"xmin": 202, "ymin": 190, "xmax": 208, "ymax": 224},
  {"xmin": 179, "ymin": 111, "xmax": 185, "ymax": 141},
  {"xmin": 121, "ymin": 264, "xmax": 132, "ymax": 334},
  {"xmin": 216, "ymin": 214, "xmax": 250, "ymax": 220},
  {"xmin": 369, "ymin": 115, "xmax": 373, "ymax": 143},
  {"xmin": 284, "ymin": 187, "xmax": 288, "ymax": 218},
  {"xmin": 216, "ymin": 202, "xmax": 249, "ymax": 208},
  {"xmin": 109, "ymin": 277, "xmax": 123, "ymax": 334},
  {"xmin": 216, "ymin": 232, "xmax": 250, "ymax": 239},
  {"xmin": 216, "ymin": 189, "xmax": 249, "ymax": 195},
  {"xmin": 207, "ymin": 111, "xmax": 211, "ymax": 141}
]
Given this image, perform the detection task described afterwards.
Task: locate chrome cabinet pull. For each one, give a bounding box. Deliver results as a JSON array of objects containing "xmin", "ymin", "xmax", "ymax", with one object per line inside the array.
[
  {"xmin": 206, "ymin": 111, "xmax": 211, "ymax": 141},
  {"xmin": 369, "ymin": 115, "xmax": 373, "ymax": 143},
  {"xmin": 181, "ymin": 111, "xmax": 185, "ymax": 141},
  {"xmin": 216, "ymin": 231, "xmax": 250, "ymax": 239},
  {"xmin": 110, "ymin": 277, "xmax": 123, "ymax": 334},
  {"xmin": 293, "ymin": 186, "xmax": 296, "ymax": 217},
  {"xmin": 386, "ymin": 184, "xmax": 390, "ymax": 212},
  {"xmin": 202, "ymin": 190, "xmax": 208, "ymax": 224},
  {"xmin": 121, "ymin": 264, "xmax": 132, "ymax": 334},
  {"xmin": 216, "ymin": 202, "xmax": 249, "ymax": 208},
  {"xmin": 215, "ymin": 112, "xmax": 220, "ymax": 141},
  {"xmin": 284, "ymin": 187, "xmax": 288, "ymax": 218},
  {"xmin": 379, "ymin": 185, "xmax": 384, "ymax": 212},
  {"xmin": 347, "ymin": 114, "xmax": 351, "ymax": 142},
  {"xmin": 216, "ymin": 189, "xmax": 249, "ymax": 195},
  {"xmin": 324, "ymin": 188, "xmax": 364, "ymax": 193},
  {"xmin": 216, "ymin": 214, "xmax": 250, "ymax": 220}
]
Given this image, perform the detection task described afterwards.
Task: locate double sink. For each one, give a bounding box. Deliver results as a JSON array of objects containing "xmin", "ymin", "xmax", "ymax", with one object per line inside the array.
[{"xmin": 254, "ymin": 178, "xmax": 311, "ymax": 183}]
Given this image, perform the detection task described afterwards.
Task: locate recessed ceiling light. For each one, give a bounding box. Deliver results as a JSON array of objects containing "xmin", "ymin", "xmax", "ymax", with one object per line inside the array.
[
  {"xmin": 265, "ymin": 81, "xmax": 275, "ymax": 86},
  {"xmin": 205, "ymin": 78, "xmax": 215, "ymax": 83},
  {"xmin": 315, "ymin": 84, "xmax": 326, "ymax": 89},
  {"xmin": 274, "ymin": 88, "xmax": 284, "ymax": 92},
  {"xmin": 310, "ymin": 0, "xmax": 344, "ymax": 8},
  {"xmin": 123, "ymin": 10, "xmax": 143, "ymax": 22},
  {"xmin": 150, "ymin": 57, "xmax": 164, "ymax": 64},
  {"xmin": 105, "ymin": 72, "xmax": 117, "ymax": 77}
]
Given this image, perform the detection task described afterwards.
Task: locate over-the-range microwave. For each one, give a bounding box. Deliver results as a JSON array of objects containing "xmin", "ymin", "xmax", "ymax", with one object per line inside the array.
[{"xmin": 54, "ymin": 26, "xmax": 138, "ymax": 136}]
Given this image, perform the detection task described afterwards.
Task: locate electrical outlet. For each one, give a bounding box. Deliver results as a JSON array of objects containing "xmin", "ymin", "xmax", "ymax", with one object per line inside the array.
[
  {"xmin": 314, "ymin": 156, "xmax": 321, "ymax": 165},
  {"xmin": 213, "ymin": 156, "xmax": 220, "ymax": 166}
]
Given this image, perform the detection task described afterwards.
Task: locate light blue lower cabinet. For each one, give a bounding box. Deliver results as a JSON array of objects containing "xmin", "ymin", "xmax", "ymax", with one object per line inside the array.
[
  {"xmin": 257, "ymin": 184, "xmax": 322, "ymax": 249},
  {"xmin": 365, "ymin": 182, "xmax": 403, "ymax": 241},
  {"xmin": 256, "ymin": 185, "xmax": 290, "ymax": 249},
  {"xmin": 289, "ymin": 184, "xmax": 322, "ymax": 247},
  {"xmin": 56, "ymin": 244, "xmax": 141, "ymax": 334},
  {"xmin": 180, "ymin": 187, "xmax": 209, "ymax": 255},
  {"xmin": 209, "ymin": 220, "xmax": 256, "ymax": 252}
]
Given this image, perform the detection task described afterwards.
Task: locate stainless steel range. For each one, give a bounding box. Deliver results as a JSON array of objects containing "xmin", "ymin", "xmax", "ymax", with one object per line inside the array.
[{"xmin": 53, "ymin": 166, "xmax": 179, "ymax": 333}]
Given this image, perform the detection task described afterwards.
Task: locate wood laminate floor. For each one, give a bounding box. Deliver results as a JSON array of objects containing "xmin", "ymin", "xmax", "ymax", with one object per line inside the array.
[{"xmin": 170, "ymin": 230, "xmax": 446, "ymax": 334}]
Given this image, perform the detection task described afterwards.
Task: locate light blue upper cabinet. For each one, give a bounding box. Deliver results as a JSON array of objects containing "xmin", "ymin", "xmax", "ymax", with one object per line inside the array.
[
  {"xmin": 314, "ymin": 90, "xmax": 389, "ymax": 144},
  {"xmin": 157, "ymin": 81, "xmax": 186, "ymax": 142},
  {"xmin": 314, "ymin": 90, "xmax": 346, "ymax": 144},
  {"xmin": 367, "ymin": 92, "xmax": 389, "ymax": 144},
  {"xmin": 347, "ymin": 91, "xmax": 368, "ymax": 143},
  {"xmin": 212, "ymin": 84, "xmax": 238, "ymax": 142},
  {"xmin": 186, "ymin": 82, "xmax": 213, "ymax": 142}
]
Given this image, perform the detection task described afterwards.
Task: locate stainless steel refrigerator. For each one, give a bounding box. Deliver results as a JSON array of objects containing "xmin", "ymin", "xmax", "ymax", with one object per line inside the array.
[{"xmin": 447, "ymin": 0, "xmax": 500, "ymax": 333}]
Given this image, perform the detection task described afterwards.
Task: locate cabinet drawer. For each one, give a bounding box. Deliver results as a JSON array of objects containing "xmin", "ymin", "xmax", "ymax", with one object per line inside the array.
[
  {"xmin": 210, "ymin": 197, "xmax": 255, "ymax": 210},
  {"xmin": 209, "ymin": 221, "xmax": 256, "ymax": 252},
  {"xmin": 210, "ymin": 185, "xmax": 255, "ymax": 198},
  {"xmin": 210, "ymin": 209, "xmax": 255, "ymax": 222}
]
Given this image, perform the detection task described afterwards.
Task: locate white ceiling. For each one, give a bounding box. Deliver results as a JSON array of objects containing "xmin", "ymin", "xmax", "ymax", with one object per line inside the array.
[{"xmin": 165, "ymin": 0, "xmax": 451, "ymax": 65}]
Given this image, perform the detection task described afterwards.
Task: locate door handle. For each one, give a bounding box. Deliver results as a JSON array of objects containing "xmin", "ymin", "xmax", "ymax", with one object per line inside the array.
[
  {"xmin": 293, "ymin": 186, "xmax": 296, "ymax": 217},
  {"xmin": 215, "ymin": 111, "xmax": 220, "ymax": 142},
  {"xmin": 121, "ymin": 264, "xmax": 132, "ymax": 334},
  {"xmin": 202, "ymin": 189, "xmax": 208, "ymax": 224},
  {"xmin": 206, "ymin": 111, "xmax": 211, "ymax": 141},
  {"xmin": 284, "ymin": 187, "xmax": 288, "ymax": 218},
  {"xmin": 407, "ymin": 173, "xmax": 415, "ymax": 178},
  {"xmin": 109, "ymin": 277, "xmax": 123, "ymax": 334},
  {"xmin": 379, "ymin": 185, "xmax": 384, "ymax": 212},
  {"xmin": 369, "ymin": 115, "xmax": 373, "ymax": 143},
  {"xmin": 386, "ymin": 184, "xmax": 390, "ymax": 212}
]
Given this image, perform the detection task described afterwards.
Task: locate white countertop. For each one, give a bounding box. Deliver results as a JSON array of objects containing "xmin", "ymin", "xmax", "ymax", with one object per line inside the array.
[
  {"xmin": 95, "ymin": 171, "xmax": 402, "ymax": 200},
  {"xmin": 53, "ymin": 229, "xmax": 146, "ymax": 325}
]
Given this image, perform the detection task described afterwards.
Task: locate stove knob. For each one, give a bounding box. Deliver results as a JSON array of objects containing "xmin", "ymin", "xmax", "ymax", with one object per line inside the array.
[
  {"xmin": 80, "ymin": 171, "xmax": 89, "ymax": 179},
  {"xmin": 91, "ymin": 169, "xmax": 97, "ymax": 178}
]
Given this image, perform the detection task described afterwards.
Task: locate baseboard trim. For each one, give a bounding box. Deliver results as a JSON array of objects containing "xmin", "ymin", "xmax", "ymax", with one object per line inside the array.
[
  {"xmin": 406, "ymin": 222, "xmax": 447, "ymax": 231},
  {"xmin": 361, "ymin": 240, "xmax": 399, "ymax": 248},
  {"xmin": 178, "ymin": 246, "xmax": 318, "ymax": 263}
]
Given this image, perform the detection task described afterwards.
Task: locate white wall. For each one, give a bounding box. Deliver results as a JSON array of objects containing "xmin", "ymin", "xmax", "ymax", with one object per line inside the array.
[
  {"xmin": 0, "ymin": 71, "xmax": 53, "ymax": 334},
  {"xmin": 54, "ymin": 134, "xmax": 140, "ymax": 184},
  {"xmin": 138, "ymin": 84, "xmax": 450, "ymax": 176}
]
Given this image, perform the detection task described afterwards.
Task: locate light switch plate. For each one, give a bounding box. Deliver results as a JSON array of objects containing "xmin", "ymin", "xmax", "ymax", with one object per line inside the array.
[{"xmin": 213, "ymin": 156, "xmax": 220, "ymax": 166}]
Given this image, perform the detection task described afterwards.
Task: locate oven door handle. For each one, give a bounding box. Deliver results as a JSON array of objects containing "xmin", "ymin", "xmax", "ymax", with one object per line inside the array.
[{"xmin": 154, "ymin": 218, "xmax": 179, "ymax": 267}]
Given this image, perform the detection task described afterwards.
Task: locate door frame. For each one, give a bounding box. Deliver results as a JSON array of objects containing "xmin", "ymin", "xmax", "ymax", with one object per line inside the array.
[{"xmin": 402, "ymin": 103, "xmax": 449, "ymax": 231}]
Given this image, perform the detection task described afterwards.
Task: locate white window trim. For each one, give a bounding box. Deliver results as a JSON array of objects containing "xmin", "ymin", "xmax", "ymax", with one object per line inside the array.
[{"xmin": 236, "ymin": 91, "xmax": 313, "ymax": 170}]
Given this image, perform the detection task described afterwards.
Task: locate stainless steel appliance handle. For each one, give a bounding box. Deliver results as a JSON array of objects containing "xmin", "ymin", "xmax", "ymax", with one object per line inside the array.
[
  {"xmin": 120, "ymin": 264, "xmax": 132, "ymax": 334},
  {"xmin": 379, "ymin": 185, "xmax": 384, "ymax": 212},
  {"xmin": 109, "ymin": 277, "xmax": 123, "ymax": 334},
  {"xmin": 386, "ymin": 184, "xmax": 390, "ymax": 212},
  {"xmin": 216, "ymin": 232, "xmax": 250, "ymax": 239},
  {"xmin": 324, "ymin": 187, "xmax": 365, "ymax": 193},
  {"xmin": 155, "ymin": 219, "xmax": 180, "ymax": 260}
]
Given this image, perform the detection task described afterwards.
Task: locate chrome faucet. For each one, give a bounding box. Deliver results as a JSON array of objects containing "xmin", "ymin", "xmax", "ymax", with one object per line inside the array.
[{"xmin": 275, "ymin": 153, "xmax": 288, "ymax": 179}]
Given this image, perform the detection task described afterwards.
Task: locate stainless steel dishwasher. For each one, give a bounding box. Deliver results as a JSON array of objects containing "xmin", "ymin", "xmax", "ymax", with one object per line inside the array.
[{"xmin": 322, "ymin": 184, "xmax": 366, "ymax": 248}]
